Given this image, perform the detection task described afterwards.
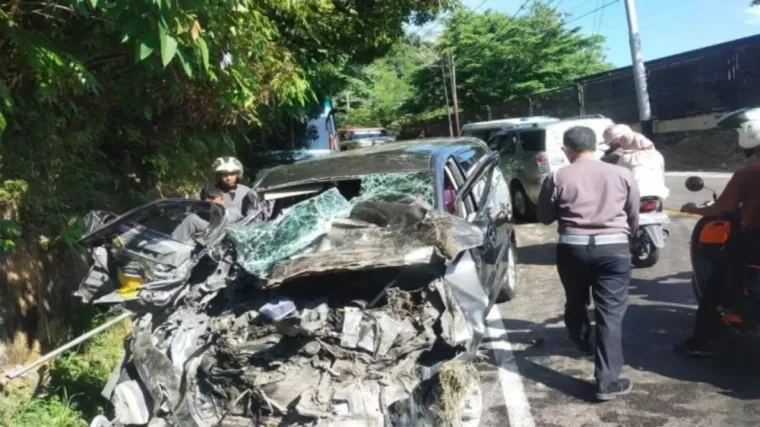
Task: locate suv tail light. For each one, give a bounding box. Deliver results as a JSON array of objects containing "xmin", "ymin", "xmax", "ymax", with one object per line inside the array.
[
  {"xmin": 640, "ymin": 200, "xmax": 660, "ymax": 213},
  {"xmin": 536, "ymin": 154, "xmax": 550, "ymax": 173}
]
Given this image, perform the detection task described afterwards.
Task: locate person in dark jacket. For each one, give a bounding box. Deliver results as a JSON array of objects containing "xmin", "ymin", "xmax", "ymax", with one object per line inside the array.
[
  {"xmin": 211, "ymin": 156, "xmax": 272, "ymax": 222},
  {"xmin": 172, "ymin": 185, "xmax": 226, "ymax": 242}
]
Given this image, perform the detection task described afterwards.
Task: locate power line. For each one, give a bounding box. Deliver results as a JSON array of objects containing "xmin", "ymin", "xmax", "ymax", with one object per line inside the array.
[
  {"xmin": 410, "ymin": 0, "xmax": 491, "ymax": 42},
  {"xmin": 411, "ymin": 0, "xmax": 493, "ymax": 68},
  {"xmin": 596, "ymin": 1, "xmax": 606, "ymax": 35},
  {"xmin": 602, "ymin": 0, "xmax": 689, "ymax": 40},
  {"xmin": 565, "ymin": 0, "xmax": 619, "ymax": 25},
  {"xmin": 591, "ymin": 0, "xmax": 601, "ymax": 35},
  {"xmin": 470, "ymin": 0, "xmax": 490, "ymax": 11},
  {"xmin": 478, "ymin": 0, "xmax": 533, "ymax": 45}
]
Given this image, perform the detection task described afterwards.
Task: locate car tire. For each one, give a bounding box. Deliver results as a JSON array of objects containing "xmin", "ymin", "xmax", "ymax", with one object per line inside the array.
[
  {"xmin": 511, "ymin": 182, "xmax": 536, "ymax": 223},
  {"xmin": 496, "ymin": 244, "xmax": 517, "ymax": 303}
]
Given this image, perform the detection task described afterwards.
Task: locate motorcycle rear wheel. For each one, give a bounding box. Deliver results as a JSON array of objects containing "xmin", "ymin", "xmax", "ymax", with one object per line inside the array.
[{"xmin": 632, "ymin": 240, "xmax": 660, "ymax": 268}]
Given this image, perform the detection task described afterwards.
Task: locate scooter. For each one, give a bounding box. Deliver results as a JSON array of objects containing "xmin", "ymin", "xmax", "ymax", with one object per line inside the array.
[
  {"xmin": 685, "ymin": 175, "xmax": 760, "ymax": 335},
  {"xmin": 631, "ymin": 196, "xmax": 669, "ymax": 268}
]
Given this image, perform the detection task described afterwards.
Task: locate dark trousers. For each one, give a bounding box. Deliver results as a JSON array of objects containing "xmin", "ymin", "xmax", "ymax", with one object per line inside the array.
[
  {"xmin": 556, "ymin": 243, "xmax": 631, "ymax": 387},
  {"xmin": 693, "ymin": 228, "xmax": 760, "ymax": 343}
]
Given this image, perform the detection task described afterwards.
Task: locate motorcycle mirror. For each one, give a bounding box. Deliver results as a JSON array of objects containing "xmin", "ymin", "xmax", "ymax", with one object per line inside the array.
[{"xmin": 685, "ymin": 176, "xmax": 705, "ymax": 192}]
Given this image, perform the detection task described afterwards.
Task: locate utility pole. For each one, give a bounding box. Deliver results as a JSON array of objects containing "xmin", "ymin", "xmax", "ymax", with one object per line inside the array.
[
  {"xmin": 439, "ymin": 56, "xmax": 454, "ymax": 137},
  {"xmin": 448, "ymin": 51, "xmax": 461, "ymax": 136},
  {"xmin": 624, "ymin": 0, "xmax": 653, "ymax": 138},
  {"xmin": 435, "ymin": 0, "xmax": 455, "ymax": 137}
]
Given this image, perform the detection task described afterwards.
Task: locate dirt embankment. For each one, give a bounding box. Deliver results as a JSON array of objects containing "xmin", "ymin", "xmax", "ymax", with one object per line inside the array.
[
  {"xmin": 0, "ymin": 239, "xmax": 90, "ymax": 369},
  {"xmin": 654, "ymin": 129, "xmax": 749, "ymax": 172}
]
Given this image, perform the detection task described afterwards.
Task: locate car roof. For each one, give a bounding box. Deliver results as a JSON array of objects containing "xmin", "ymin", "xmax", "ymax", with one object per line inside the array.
[
  {"xmin": 461, "ymin": 116, "xmax": 559, "ymax": 132},
  {"xmin": 254, "ymin": 137, "xmax": 484, "ymax": 191},
  {"xmin": 499, "ymin": 115, "xmax": 612, "ymax": 133},
  {"xmin": 342, "ymin": 127, "xmax": 387, "ymax": 131}
]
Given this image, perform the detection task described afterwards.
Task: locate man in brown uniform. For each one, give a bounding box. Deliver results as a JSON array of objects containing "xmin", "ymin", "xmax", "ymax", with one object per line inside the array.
[{"xmin": 538, "ymin": 126, "xmax": 640, "ymax": 402}]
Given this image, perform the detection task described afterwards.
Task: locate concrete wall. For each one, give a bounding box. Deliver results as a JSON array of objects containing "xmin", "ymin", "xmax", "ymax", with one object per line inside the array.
[
  {"xmin": 652, "ymin": 128, "xmax": 748, "ymax": 172},
  {"xmin": 623, "ymin": 112, "xmax": 748, "ymax": 172}
]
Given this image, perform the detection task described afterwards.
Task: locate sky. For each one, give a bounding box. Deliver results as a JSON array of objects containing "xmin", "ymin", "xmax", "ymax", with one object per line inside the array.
[{"xmin": 409, "ymin": 0, "xmax": 760, "ymax": 68}]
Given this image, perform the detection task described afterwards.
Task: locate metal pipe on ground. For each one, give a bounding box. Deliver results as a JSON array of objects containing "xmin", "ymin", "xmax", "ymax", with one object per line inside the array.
[{"xmin": 3, "ymin": 311, "xmax": 134, "ymax": 380}]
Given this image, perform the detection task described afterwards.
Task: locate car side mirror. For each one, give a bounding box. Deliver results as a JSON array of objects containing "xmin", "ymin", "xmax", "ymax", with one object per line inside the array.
[{"xmin": 685, "ymin": 176, "xmax": 704, "ymax": 192}]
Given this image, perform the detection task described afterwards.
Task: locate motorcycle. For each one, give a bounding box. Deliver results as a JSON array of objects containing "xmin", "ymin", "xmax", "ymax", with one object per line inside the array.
[
  {"xmin": 631, "ymin": 196, "xmax": 669, "ymax": 268},
  {"xmin": 685, "ymin": 175, "xmax": 760, "ymax": 335}
]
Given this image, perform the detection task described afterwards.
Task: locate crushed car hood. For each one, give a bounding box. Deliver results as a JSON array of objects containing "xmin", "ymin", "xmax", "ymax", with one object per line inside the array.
[
  {"xmin": 227, "ymin": 172, "xmax": 483, "ymax": 285},
  {"xmin": 266, "ymin": 204, "xmax": 485, "ymax": 285}
]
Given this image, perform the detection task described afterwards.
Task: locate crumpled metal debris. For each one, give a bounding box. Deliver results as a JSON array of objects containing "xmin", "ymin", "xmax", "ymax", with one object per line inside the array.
[{"xmin": 79, "ymin": 187, "xmax": 490, "ymax": 427}]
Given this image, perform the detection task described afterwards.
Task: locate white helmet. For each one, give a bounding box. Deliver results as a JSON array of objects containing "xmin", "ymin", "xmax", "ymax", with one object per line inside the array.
[
  {"xmin": 212, "ymin": 156, "xmax": 243, "ymax": 176},
  {"xmin": 738, "ymin": 121, "xmax": 760, "ymax": 150}
]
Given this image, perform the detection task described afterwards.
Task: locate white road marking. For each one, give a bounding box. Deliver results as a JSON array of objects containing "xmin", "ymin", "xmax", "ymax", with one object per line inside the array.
[
  {"xmin": 486, "ymin": 306, "xmax": 536, "ymax": 427},
  {"xmin": 664, "ymin": 171, "xmax": 731, "ymax": 178}
]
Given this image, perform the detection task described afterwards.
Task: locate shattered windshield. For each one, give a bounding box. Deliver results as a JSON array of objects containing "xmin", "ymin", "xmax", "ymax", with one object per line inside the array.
[{"xmin": 228, "ymin": 171, "xmax": 435, "ymax": 278}]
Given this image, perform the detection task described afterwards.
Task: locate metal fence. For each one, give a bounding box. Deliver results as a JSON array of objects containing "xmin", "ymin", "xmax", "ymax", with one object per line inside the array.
[{"xmin": 404, "ymin": 34, "xmax": 760, "ymax": 137}]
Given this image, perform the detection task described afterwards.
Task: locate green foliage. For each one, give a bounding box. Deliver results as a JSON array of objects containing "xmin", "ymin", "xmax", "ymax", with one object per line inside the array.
[
  {"xmin": 338, "ymin": 36, "xmax": 438, "ymax": 129},
  {"xmin": 0, "ymin": 0, "xmax": 452, "ymax": 242},
  {"xmin": 404, "ymin": 3, "xmax": 612, "ymax": 114},
  {"xmin": 0, "ymin": 219, "xmax": 21, "ymax": 251},
  {"xmin": 0, "ymin": 313, "xmax": 129, "ymax": 426},
  {"xmin": 0, "ymin": 389, "xmax": 86, "ymax": 427}
]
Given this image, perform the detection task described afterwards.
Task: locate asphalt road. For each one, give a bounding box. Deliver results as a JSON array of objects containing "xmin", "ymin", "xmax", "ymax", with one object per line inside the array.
[{"xmin": 477, "ymin": 173, "xmax": 760, "ymax": 427}]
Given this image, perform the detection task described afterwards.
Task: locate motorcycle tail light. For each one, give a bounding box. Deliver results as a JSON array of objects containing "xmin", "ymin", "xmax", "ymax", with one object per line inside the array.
[{"xmin": 640, "ymin": 201, "xmax": 658, "ymax": 212}]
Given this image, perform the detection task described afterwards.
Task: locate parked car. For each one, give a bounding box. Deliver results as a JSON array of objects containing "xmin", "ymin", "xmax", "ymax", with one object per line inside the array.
[
  {"xmin": 338, "ymin": 127, "xmax": 396, "ymax": 151},
  {"xmin": 78, "ymin": 137, "xmax": 518, "ymax": 427},
  {"xmin": 486, "ymin": 114, "xmax": 614, "ymax": 221},
  {"xmin": 460, "ymin": 116, "xmax": 559, "ymax": 143}
]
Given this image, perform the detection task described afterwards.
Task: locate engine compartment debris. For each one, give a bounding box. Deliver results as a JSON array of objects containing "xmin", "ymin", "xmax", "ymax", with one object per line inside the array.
[{"xmin": 75, "ymin": 170, "xmax": 493, "ymax": 427}]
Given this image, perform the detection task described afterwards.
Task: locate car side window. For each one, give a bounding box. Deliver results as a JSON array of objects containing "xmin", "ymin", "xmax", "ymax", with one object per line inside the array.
[
  {"xmin": 519, "ymin": 130, "xmax": 546, "ymax": 152},
  {"xmin": 453, "ymin": 148, "xmax": 489, "ymax": 216},
  {"xmin": 492, "ymin": 133, "xmax": 517, "ymax": 155},
  {"xmin": 442, "ymin": 159, "xmax": 466, "ymax": 217},
  {"xmin": 454, "ymin": 147, "xmax": 486, "ymax": 177}
]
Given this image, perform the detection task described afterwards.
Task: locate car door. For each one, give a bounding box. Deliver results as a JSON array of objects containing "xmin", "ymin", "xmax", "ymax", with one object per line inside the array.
[{"xmin": 450, "ymin": 149, "xmax": 513, "ymax": 306}]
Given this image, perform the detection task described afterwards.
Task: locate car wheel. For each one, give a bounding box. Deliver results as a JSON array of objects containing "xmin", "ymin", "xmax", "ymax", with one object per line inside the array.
[
  {"xmin": 496, "ymin": 244, "xmax": 517, "ymax": 303},
  {"xmin": 511, "ymin": 182, "xmax": 535, "ymax": 222}
]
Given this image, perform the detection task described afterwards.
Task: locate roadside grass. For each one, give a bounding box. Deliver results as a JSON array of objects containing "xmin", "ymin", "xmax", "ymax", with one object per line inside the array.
[{"xmin": 0, "ymin": 311, "xmax": 130, "ymax": 427}]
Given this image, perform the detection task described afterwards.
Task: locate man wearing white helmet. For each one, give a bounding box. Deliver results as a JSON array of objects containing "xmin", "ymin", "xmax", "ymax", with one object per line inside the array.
[
  {"xmin": 211, "ymin": 156, "xmax": 260, "ymax": 222},
  {"xmin": 678, "ymin": 119, "xmax": 760, "ymax": 357}
]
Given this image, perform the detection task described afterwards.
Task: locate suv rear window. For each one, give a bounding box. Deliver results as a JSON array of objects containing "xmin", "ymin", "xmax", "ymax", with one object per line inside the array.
[
  {"xmin": 463, "ymin": 130, "xmax": 491, "ymax": 142},
  {"xmin": 519, "ymin": 130, "xmax": 546, "ymax": 152},
  {"xmin": 349, "ymin": 130, "xmax": 389, "ymax": 140}
]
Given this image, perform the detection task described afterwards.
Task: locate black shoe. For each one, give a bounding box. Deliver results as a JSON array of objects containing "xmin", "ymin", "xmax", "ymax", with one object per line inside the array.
[
  {"xmin": 595, "ymin": 378, "xmax": 633, "ymax": 401},
  {"xmin": 570, "ymin": 336, "xmax": 592, "ymax": 354},
  {"xmin": 675, "ymin": 337, "xmax": 714, "ymax": 358}
]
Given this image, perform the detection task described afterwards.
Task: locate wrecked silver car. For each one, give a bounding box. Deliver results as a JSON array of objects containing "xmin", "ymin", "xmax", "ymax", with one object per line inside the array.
[{"xmin": 77, "ymin": 138, "xmax": 518, "ymax": 427}]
